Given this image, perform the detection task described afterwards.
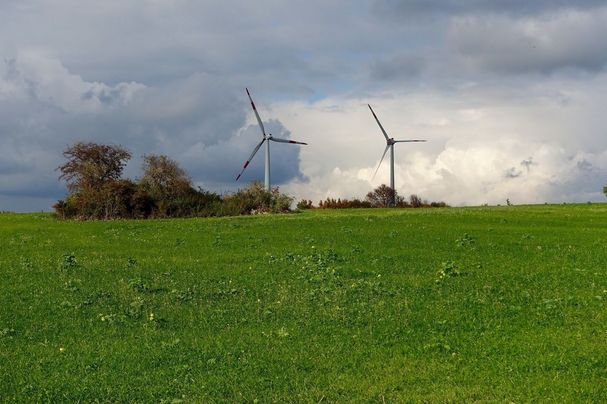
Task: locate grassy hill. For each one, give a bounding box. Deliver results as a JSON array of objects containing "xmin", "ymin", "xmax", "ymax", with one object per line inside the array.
[{"xmin": 1, "ymin": 205, "xmax": 607, "ymax": 401}]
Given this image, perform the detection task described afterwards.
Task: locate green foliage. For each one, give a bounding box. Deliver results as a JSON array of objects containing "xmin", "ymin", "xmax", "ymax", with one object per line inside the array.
[
  {"xmin": 54, "ymin": 179, "xmax": 154, "ymax": 220},
  {"xmin": 57, "ymin": 142, "xmax": 131, "ymax": 192},
  {"xmin": 317, "ymin": 197, "xmax": 371, "ymax": 209},
  {"xmin": 366, "ymin": 184, "xmax": 400, "ymax": 207},
  {"xmin": 6, "ymin": 203, "xmax": 607, "ymax": 401},
  {"xmin": 223, "ymin": 182, "xmax": 293, "ymax": 215},
  {"xmin": 54, "ymin": 144, "xmax": 291, "ymax": 220},
  {"xmin": 296, "ymin": 199, "xmax": 314, "ymax": 210}
]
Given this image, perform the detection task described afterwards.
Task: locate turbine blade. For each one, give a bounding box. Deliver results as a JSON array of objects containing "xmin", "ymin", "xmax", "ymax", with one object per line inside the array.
[
  {"xmin": 270, "ymin": 137, "xmax": 307, "ymax": 145},
  {"xmin": 372, "ymin": 144, "xmax": 390, "ymax": 180},
  {"xmin": 235, "ymin": 139, "xmax": 265, "ymax": 181},
  {"xmin": 368, "ymin": 104, "xmax": 389, "ymax": 141},
  {"xmin": 246, "ymin": 88, "xmax": 266, "ymax": 137},
  {"xmin": 394, "ymin": 139, "xmax": 427, "ymax": 143}
]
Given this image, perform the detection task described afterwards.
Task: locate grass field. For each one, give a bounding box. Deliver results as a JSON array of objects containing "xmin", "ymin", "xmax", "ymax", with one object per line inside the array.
[{"xmin": 1, "ymin": 204, "xmax": 607, "ymax": 402}]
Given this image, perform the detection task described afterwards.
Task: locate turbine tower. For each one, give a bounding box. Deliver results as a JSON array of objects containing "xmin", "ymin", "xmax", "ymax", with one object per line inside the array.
[
  {"xmin": 369, "ymin": 104, "xmax": 426, "ymax": 206},
  {"xmin": 236, "ymin": 88, "xmax": 307, "ymax": 190}
]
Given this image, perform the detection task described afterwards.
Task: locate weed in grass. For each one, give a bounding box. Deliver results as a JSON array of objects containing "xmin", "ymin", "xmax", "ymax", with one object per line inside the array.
[
  {"xmin": 170, "ymin": 288, "xmax": 195, "ymax": 303},
  {"xmin": 99, "ymin": 313, "xmax": 125, "ymax": 326},
  {"xmin": 456, "ymin": 233, "xmax": 475, "ymax": 247},
  {"xmin": 276, "ymin": 327, "xmax": 290, "ymax": 338},
  {"xmin": 126, "ymin": 298, "xmax": 145, "ymax": 319},
  {"xmin": 147, "ymin": 312, "xmax": 167, "ymax": 329},
  {"xmin": 64, "ymin": 279, "xmax": 80, "ymax": 292},
  {"xmin": 19, "ymin": 257, "xmax": 32, "ymax": 270},
  {"xmin": 0, "ymin": 328, "xmax": 16, "ymax": 338},
  {"xmin": 436, "ymin": 260, "xmax": 461, "ymax": 284},
  {"xmin": 126, "ymin": 257, "xmax": 138, "ymax": 269},
  {"xmin": 128, "ymin": 277, "xmax": 149, "ymax": 293},
  {"xmin": 59, "ymin": 253, "xmax": 78, "ymax": 272}
]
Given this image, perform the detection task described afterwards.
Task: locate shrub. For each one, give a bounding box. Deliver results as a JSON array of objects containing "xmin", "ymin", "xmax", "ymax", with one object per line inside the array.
[
  {"xmin": 317, "ymin": 198, "xmax": 371, "ymax": 209},
  {"xmin": 409, "ymin": 194, "xmax": 423, "ymax": 208},
  {"xmin": 140, "ymin": 154, "xmax": 192, "ymax": 201},
  {"xmin": 366, "ymin": 185, "xmax": 403, "ymax": 207},
  {"xmin": 223, "ymin": 182, "xmax": 293, "ymax": 215},
  {"xmin": 54, "ymin": 180, "xmax": 152, "ymax": 220},
  {"xmin": 297, "ymin": 199, "xmax": 314, "ymax": 210},
  {"xmin": 153, "ymin": 187, "xmax": 222, "ymax": 218},
  {"xmin": 58, "ymin": 142, "xmax": 131, "ymax": 193}
]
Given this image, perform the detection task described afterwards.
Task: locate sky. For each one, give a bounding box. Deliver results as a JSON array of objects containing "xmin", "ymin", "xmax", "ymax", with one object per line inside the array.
[{"xmin": 1, "ymin": 0, "xmax": 606, "ymax": 211}]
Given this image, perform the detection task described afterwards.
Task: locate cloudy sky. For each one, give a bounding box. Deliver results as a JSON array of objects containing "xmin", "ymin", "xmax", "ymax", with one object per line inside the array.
[{"xmin": 1, "ymin": 0, "xmax": 607, "ymax": 211}]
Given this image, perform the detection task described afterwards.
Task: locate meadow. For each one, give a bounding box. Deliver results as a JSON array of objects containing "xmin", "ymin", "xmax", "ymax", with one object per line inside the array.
[{"xmin": 1, "ymin": 204, "xmax": 606, "ymax": 402}]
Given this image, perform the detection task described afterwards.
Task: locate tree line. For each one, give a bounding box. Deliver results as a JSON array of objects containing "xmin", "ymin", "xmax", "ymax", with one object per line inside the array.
[
  {"xmin": 54, "ymin": 142, "xmax": 292, "ymax": 219},
  {"xmin": 53, "ymin": 142, "xmax": 447, "ymax": 220},
  {"xmin": 297, "ymin": 184, "xmax": 447, "ymax": 210}
]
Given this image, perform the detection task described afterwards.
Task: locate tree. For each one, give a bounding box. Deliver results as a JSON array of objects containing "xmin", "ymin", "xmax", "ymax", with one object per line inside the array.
[
  {"xmin": 409, "ymin": 194, "xmax": 423, "ymax": 208},
  {"xmin": 366, "ymin": 184, "xmax": 402, "ymax": 207},
  {"xmin": 58, "ymin": 142, "xmax": 131, "ymax": 192},
  {"xmin": 139, "ymin": 154, "xmax": 192, "ymax": 200}
]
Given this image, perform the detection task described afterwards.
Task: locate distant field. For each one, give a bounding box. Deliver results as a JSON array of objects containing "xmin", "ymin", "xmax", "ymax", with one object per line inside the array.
[{"xmin": 1, "ymin": 205, "xmax": 607, "ymax": 401}]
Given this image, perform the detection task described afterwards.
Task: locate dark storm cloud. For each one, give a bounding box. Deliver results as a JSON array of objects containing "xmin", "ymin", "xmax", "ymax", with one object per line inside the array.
[
  {"xmin": 0, "ymin": 56, "xmax": 305, "ymax": 210},
  {"xmin": 183, "ymin": 120, "xmax": 306, "ymax": 188}
]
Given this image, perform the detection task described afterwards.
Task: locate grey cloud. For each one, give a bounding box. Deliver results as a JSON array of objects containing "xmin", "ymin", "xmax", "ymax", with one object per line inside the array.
[
  {"xmin": 373, "ymin": 0, "xmax": 607, "ymax": 18},
  {"xmin": 504, "ymin": 167, "xmax": 523, "ymax": 178},
  {"xmin": 1, "ymin": 1, "xmax": 606, "ymax": 210},
  {"xmin": 520, "ymin": 157, "xmax": 536, "ymax": 172},
  {"xmin": 0, "ymin": 55, "xmax": 306, "ymax": 209},
  {"xmin": 576, "ymin": 159, "xmax": 594, "ymax": 171},
  {"xmin": 184, "ymin": 120, "xmax": 307, "ymax": 188},
  {"xmin": 448, "ymin": 8, "xmax": 607, "ymax": 74},
  {"xmin": 370, "ymin": 53, "xmax": 426, "ymax": 81}
]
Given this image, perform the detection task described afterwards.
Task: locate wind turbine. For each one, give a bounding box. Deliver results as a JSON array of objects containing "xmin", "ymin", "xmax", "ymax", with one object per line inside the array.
[
  {"xmin": 236, "ymin": 88, "xmax": 307, "ymax": 191},
  {"xmin": 368, "ymin": 104, "xmax": 426, "ymax": 206}
]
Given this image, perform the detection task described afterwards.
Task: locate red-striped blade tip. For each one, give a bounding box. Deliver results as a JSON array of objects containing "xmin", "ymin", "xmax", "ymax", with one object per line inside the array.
[
  {"xmin": 236, "ymin": 174, "xmax": 241, "ymax": 181},
  {"xmin": 243, "ymin": 161, "xmax": 250, "ymax": 168}
]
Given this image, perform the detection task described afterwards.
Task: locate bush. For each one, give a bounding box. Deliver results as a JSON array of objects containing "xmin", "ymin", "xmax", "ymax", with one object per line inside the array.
[
  {"xmin": 153, "ymin": 188, "xmax": 222, "ymax": 218},
  {"xmin": 310, "ymin": 186, "xmax": 448, "ymax": 210},
  {"xmin": 140, "ymin": 154, "xmax": 192, "ymax": 201},
  {"xmin": 58, "ymin": 142, "xmax": 131, "ymax": 193},
  {"xmin": 297, "ymin": 199, "xmax": 314, "ymax": 210},
  {"xmin": 409, "ymin": 194, "xmax": 423, "ymax": 208},
  {"xmin": 317, "ymin": 198, "xmax": 371, "ymax": 209},
  {"xmin": 54, "ymin": 180, "xmax": 153, "ymax": 220},
  {"xmin": 223, "ymin": 182, "xmax": 293, "ymax": 215},
  {"xmin": 366, "ymin": 185, "xmax": 404, "ymax": 207}
]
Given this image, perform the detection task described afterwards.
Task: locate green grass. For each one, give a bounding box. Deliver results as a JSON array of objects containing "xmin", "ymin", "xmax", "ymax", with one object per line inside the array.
[{"xmin": 1, "ymin": 204, "xmax": 607, "ymax": 402}]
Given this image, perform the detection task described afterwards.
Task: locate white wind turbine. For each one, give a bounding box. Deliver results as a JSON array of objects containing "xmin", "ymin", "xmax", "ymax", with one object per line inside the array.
[
  {"xmin": 368, "ymin": 104, "xmax": 426, "ymax": 206},
  {"xmin": 236, "ymin": 88, "xmax": 307, "ymax": 191}
]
